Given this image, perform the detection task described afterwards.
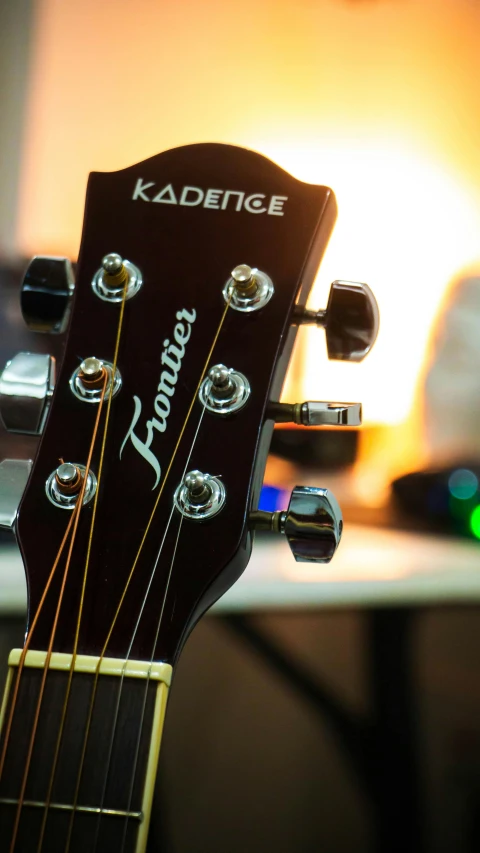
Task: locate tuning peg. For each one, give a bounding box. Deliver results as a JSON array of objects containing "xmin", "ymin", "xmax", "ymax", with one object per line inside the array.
[
  {"xmin": 250, "ymin": 485, "xmax": 342, "ymax": 563},
  {"xmin": 0, "ymin": 352, "xmax": 55, "ymax": 434},
  {"xmin": 0, "ymin": 459, "xmax": 33, "ymax": 529},
  {"xmin": 293, "ymin": 280, "xmax": 379, "ymax": 362},
  {"xmin": 21, "ymin": 256, "xmax": 75, "ymax": 333},
  {"xmin": 268, "ymin": 400, "xmax": 362, "ymax": 426}
]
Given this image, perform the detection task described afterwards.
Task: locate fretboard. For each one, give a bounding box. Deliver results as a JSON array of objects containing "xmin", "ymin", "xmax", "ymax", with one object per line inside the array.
[{"xmin": 0, "ymin": 650, "xmax": 171, "ymax": 853}]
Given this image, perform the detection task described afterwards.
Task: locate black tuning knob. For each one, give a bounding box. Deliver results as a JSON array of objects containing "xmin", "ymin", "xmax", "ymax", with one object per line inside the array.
[
  {"xmin": 21, "ymin": 256, "xmax": 75, "ymax": 334},
  {"xmin": 294, "ymin": 280, "xmax": 379, "ymax": 362},
  {"xmin": 250, "ymin": 486, "xmax": 343, "ymax": 563}
]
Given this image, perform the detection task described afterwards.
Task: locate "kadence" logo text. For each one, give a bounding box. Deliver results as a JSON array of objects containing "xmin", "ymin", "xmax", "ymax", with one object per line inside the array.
[
  {"xmin": 132, "ymin": 179, "xmax": 288, "ymax": 216},
  {"xmin": 119, "ymin": 308, "xmax": 196, "ymax": 489}
]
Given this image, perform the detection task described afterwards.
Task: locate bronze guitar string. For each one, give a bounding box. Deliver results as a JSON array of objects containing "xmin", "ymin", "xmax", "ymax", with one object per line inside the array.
[
  {"xmin": 8, "ymin": 364, "xmax": 110, "ymax": 853},
  {"xmin": 34, "ymin": 379, "xmax": 110, "ymax": 851},
  {"xmin": 36, "ymin": 279, "xmax": 129, "ymax": 853},
  {"xmin": 65, "ymin": 288, "xmax": 234, "ymax": 849},
  {"xmin": 116, "ymin": 454, "xmax": 194, "ymax": 853},
  {"xmin": 119, "ymin": 505, "xmax": 187, "ymax": 853},
  {"xmin": 102, "ymin": 287, "xmax": 233, "ymax": 656},
  {"xmin": 0, "ymin": 509, "xmax": 78, "ymax": 783},
  {"xmin": 92, "ymin": 406, "xmax": 206, "ymax": 853}
]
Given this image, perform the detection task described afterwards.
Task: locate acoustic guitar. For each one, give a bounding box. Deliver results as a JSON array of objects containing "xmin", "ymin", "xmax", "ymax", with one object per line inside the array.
[{"xmin": 0, "ymin": 143, "xmax": 378, "ymax": 853}]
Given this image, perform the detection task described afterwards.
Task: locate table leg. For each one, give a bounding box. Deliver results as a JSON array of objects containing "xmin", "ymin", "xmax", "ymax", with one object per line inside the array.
[
  {"xmin": 221, "ymin": 609, "xmax": 426, "ymax": 853},
  {"xmin": 367, "ymin": 608, "xmax": 425, "ymax": 853}
]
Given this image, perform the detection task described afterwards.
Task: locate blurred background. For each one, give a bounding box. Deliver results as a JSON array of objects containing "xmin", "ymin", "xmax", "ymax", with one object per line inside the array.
[{"xmin": 2, "ymin": 0, "xmax": 480, "ymax": 851}]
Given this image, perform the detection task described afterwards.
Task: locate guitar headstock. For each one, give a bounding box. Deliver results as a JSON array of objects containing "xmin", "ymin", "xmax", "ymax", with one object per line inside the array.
[{"xmin": 0, "ymin": 144, "xmax": 378, "ymax": 664}]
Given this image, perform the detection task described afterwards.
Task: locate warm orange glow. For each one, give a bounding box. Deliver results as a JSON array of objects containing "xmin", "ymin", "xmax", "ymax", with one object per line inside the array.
[
  {"xmin": 15, "ymin": 0, "xmax": 480, "ymax": 457},
  {"xmin": 269, "ymin": 141, "xmax": 480, "ymax": 423}
]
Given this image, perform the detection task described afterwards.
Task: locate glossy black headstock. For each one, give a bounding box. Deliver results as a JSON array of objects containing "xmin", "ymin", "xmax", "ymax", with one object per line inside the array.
[{"xmin": 15, "ymin": 143, "xmax": 337, "ymax": 664}]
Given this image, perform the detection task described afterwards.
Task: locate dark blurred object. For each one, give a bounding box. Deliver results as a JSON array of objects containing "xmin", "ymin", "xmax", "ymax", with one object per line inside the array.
[
  {"xmin": 0, "ymin": 262, "xmax": 65, "ymax": 460},
  {"xmin": 271, "ymin": 426, "xmax": 358, "ymax": 469},
  {"xmin": 423, "ymin": 274, "xmax": 480, "ymax": 465},
  {"xmin": 21, "ymin": 255, "xmax": 74, "ymax": 333},
  {"xmin": 392, "ymin": 464, "xmax": 480, "ymax": 540}
]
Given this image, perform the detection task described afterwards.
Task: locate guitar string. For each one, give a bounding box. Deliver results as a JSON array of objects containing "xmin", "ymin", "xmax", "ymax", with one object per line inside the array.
[
  {"xmin": 65, "ymin": 288, "xmax": 233, "ymax": 850},
  {"xmin": 92, "ymin": 407, "xmax": 205, "ymax": 853},
  {"xmin": 119, "ymin": 502, "xmax": 186, "ymax": 853},
  {"xmin": 8, "ymin": 366, "xmax": 109, "ymax": 853},
  {"xmin": 36, "ymin": 278, "xmax": 129, "ymax": 853},
  {"xmin": 101, "ymin": 289, "xmax": 233, "ymax": 657},
  {"xmin": 1, "ymin": 274, "xmax": 127, "ymax": 849},
  {"xmin": 0, "ymin": 510, "xmax": 78, "ymax": 783}
]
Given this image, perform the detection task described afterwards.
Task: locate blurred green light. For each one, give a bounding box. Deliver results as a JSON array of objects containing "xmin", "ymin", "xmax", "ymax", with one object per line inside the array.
[
  {"xmin": 449, "ymin": 469, "xmax": 478, "ymax": 500},
  {"xmin": 470, "ymin": 505, "xmax": 480, "ymax": 539}
]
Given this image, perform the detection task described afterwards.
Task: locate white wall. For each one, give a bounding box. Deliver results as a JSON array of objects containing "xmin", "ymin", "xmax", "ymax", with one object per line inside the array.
[{"xmin": 0, "ymin": 0, "xmax": 34, "ymax": 259}]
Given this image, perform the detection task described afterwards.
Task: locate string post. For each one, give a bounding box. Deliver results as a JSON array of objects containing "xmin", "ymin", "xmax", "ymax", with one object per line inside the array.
[
  {"xmin": 207, "ymin": 364, "xmax": 235, "ymax": 400},
  {"xmin": 92, "ymin": 253, "xmax": 143, "ymax": 303},
  {"xmin": 184, "ymin": 470, "xmax": 211, "ymax": 505},
  {"xmin": 223, "ymin": 265, "xmax": 274, "ymax": 312},
  {"xmin": 175, "ymin": 470, "xmax": 226, "ymax": 520},
  {"xmin": 102, "ymin": 253, "xmax": 129, "ymax": 289},
  {"xmin": 55, "ymin": 463, "xmax": 82, "ymax": 496},
  {"xmin": 78, "ymin": 357, "xmax": 107, "ymax": 390},
  {"xmin": 231, "ymin": 263, "xmax": 258, "ymax": 298}
]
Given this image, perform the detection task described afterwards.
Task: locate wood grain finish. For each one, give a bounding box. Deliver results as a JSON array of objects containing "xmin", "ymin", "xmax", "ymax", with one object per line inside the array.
[
  {"xmin": 2, "ymin": 144, "xmax": 339, "ymax": 852},
  {"xmin": 15, "ymin": 143, "xmax": 337, "ymax": 665}
]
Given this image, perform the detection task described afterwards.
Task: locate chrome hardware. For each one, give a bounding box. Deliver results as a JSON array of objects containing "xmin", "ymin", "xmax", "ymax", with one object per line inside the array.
[
  {"xmin": 45, "ymin": 463, "xmax": 97, "ymax": 510},
  {"xmin": 103, "ymin": 254, "xmax": 123, "ymax": 275},
  {"xmin": 231, "ymin": 264, "xmax": 257, "ymax": 294},
  {"xmin": 0, "ymin": 352, "xmax": 55, "ymax": 434},
  {"xmin": 223, "ymin": 264, "xmax": 274, "ymax": 312},
  {"xmin": 69, "ymin": 357, "xmax": 122, "ymax": 403},
  {"xmin": 0, "ymin": 459, "xmax": 33, "ymax": 529},
  {"xmin": 174, "ymin": 470, "xmax": 226, "ymax": 520},
  {"xmin": 92, "ymin": 253, "xmax": 143, "ymax": 303},
  {"xmin": 250, "ymin": 485, "xmax": 343, "ymax": 563},
  {"xmin": 199, "ymin": 364, "xmax": 250, "ymax": 415},
  {"xmin": 55, "ymin": 463, "xmax": 82, "ymax": 493},
  {"xmin": 21, "ymin": 256, "xmax": 75, "ymax": 334},
  {"xmin": 268, "ymin": 401, "xmax": 362, "ymax": 427},
  {"xmin": 79, "ymin": 357, "xmax": 103, "ymax": 380},
  {"xmin": 293, "ymin": 280, "xmax": 379, "ymax": 362}
]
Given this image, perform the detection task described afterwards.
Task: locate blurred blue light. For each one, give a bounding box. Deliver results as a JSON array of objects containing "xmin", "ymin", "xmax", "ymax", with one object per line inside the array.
[
  {"xmin": 448, "ymin": 469, "xmax": 478, "ymax": 501},
  {"xmin": 259, "ymin": 484, "xmax": 288, "ymax": 512}
]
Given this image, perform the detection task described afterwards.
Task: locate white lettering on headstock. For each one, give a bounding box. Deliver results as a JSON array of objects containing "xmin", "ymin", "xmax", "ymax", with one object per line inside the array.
[
  {"xmin": 132, "ymin": 178, "xmax": 288, "ymax": 216},
  {"xmin": 119, "ymin": 307, "xmax": 197, "ymax": 489}
]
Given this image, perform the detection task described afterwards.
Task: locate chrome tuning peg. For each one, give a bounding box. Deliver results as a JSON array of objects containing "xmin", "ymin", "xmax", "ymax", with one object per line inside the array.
[
  {"xmin": 268, "ymin": 400, "xmax": 362, "ymax": 427},
  {"xmin": 293, "ymin": 280, "xmax": 379, "ymax": 362},
  {"xmin": 21, "ymin": 256, "xmax": 75, "ymax": 333},
  {"xmin": 250, "ymin": 485, "xmax": 342, "ymax": 563},
  {"xmin": 0, "ymin": 459, "xmax": 33, "ymax": 529},
  {"xmin": 0, "ymin": 352, "xmax": 55, "ymax": 434}
]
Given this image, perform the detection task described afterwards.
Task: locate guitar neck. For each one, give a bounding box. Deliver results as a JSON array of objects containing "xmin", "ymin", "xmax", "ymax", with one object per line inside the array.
[
  {"xmin": 0, "ymin": 650, "xmax": 171, "ymax": 853},
  {"xmin": 0, "ymin": 142, "xmax": 376, "ymax": 853}
]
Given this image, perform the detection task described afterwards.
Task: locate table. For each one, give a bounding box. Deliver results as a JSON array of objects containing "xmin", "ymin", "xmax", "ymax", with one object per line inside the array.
[
  {"xmin": 2, "ymin": 523, "xmax": 479, "ymax": 614},
  {"xmin": 2, "ymin": 525, "xmax": 479, "ymax": 853}
]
